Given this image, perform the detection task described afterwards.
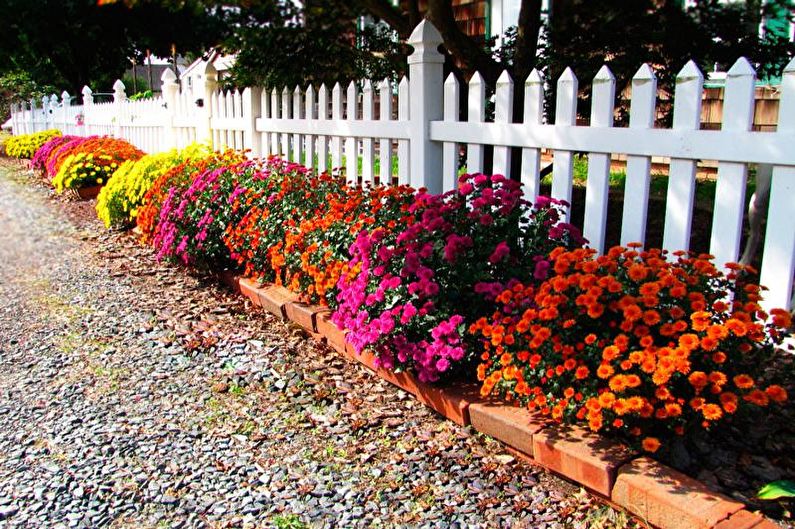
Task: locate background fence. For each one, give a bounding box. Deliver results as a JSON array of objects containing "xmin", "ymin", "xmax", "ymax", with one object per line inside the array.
[{"xmin": 9, "ymin": 21, "xmax": 795, "ymax": 313}]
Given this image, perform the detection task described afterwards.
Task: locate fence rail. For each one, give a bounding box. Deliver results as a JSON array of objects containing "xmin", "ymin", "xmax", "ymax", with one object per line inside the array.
[{"xmin": 9, "ymin": 20, "xmax": 795, "ymax": 312}]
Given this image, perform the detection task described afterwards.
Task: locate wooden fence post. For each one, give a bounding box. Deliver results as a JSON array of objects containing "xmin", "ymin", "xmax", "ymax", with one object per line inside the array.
[
  {"xmin": 113, "ymin": 79, "xmax": 127, "ymax": 138},
  {"xmin": 161, "ymin": 69, "xmax": 179, "ymax": 150},
  {"xmin": 407, "ymin": 20, "xmax": 444, "ymax": 193}
]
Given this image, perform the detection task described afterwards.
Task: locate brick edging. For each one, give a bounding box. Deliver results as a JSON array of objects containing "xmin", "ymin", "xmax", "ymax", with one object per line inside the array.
[{"xmin": 217, "ymin": 273, "xmax": 773, "ymax": 529}]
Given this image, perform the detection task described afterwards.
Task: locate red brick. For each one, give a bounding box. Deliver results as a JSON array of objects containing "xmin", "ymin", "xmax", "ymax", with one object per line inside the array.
[
  {"xmin": 470, "ymin": 402, "xmax": 548, "ymax": 458},
  {"xmin": 316, "ymin": 313, "xmax": 348, "ymax": 355},
  {"xmin": 238, "ymin": 278, "xmax": 263, "ymax": 308},
  {"xmin": 612, "ymin": 457, "xmax": 745, "ymax": 529},
  {"xmin": 713, "ymin": 510, "xmax": 768, "ymax": 529},
  {"xmin": 533, "ymin": 425, "xmax": 636, "ymax": 496},
  {"xmin": 257, "ymin": 284, "xmax": 298, "ymax": 319},
  {"xmin": 284, "ymin": 301, "xmax": 329, "ymax": 333},
  {"xmin": 411, "ymin": 381, "xmax": 482, "ymax": 426}
]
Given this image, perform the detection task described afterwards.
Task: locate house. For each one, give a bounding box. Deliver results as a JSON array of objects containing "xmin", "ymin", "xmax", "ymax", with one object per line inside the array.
[{"xmin": 180, "ymin": 51, "xmax": 235, "ymax": 96}]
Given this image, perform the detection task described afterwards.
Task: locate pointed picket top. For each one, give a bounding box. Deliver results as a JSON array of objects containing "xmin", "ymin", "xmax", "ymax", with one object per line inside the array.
[
  {"xmin": 281, "ymin": 86, "xmax": 290, "ymax": 98},
  {"xmin": 558, "ymin": 67, "xmax": 577, "ymax": 85},
  {"xmin": 347, "ymin": 80, "xmax": 357, "ymax": 95},
  {"xmin": 82, "ymin": 86, "xmax": 92, "ymax": 97},
  {"xmin": 633, "ymin": 63, "xmax": 656, "ymax": 82},
  {"xmin": 527, "ymin": 68, "xmax": 544, "ymax": 86},
  {"xmin": 332, "ymin": 82, "xmax": 342, "ymax": 96},
  {"xmin": 497, "ymin": 69, "xmax": 513, "ymax": 86},
  {"xmin": 113, "ymin": 79, "xmax": 126, "ymax": 92},
  {"xmin": 593, "ymin": 64, "xmax": 615, "ymax": 84},
  {"xmin": 676, "ymin": 60, "xmax": 703, "ymax": 83},
  {"xmin": 161, "ymin": 68, "xmax": 177, "ymax": 83},
  {"xmin": 408, "ymin": 19, "xmax": 443, "ymax": 47},
  {"xmin": 556, "ymin": 68, "xmax": 578, "ymax": 125},
  {"xmin": 60, "ymin": 90, "xmax": 70, "ymax": 101},
  {"xmin": 306, "ymin": 83, "xmax": 315, "ymax": 98},
  {"xmin": 362, "ymin": 79, "xmax": 373, "ymax": 94},
  {"xmin": 444, "ymin": 72, "xmax": 458, "ymax": 87},
  {"xmin": 41, "ymin": 96, "xmax": 49, "ymax": 109},
  {"xmin": 399, "ymin": 76, "xmax": 409, "ymax": 90},
  {"xmin": 727, "ymin": 56, "xmax": 755, "ymax": 78},
  {"xmin": 380, "ymin": 77, "xmax": 391, "ymax": 91},
  {"xmin": 469, "ymin": 70, "xmax": 485, "ymax": 88},
  {"xmin": 629, "ymin": 64, "xmax": 657, "ymax": 128},
  {"xmin": 289, "ymin": 85, "xmax": 298, "ymax": 97}
]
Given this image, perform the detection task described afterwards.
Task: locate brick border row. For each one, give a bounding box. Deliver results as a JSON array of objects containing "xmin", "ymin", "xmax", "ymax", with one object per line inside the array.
[{"xmin": 220, "ymin": 272, "xmax": 777, "ymax": 529}]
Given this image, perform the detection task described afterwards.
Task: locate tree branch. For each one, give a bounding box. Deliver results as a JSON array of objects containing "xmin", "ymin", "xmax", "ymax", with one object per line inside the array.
[
  {"xmin": 425, "ymin": 0, "xmax": 500, "ymax": 84},
  {"xmin": 358, "ymin": 0, "xmax": 412, "ymax": 38}
]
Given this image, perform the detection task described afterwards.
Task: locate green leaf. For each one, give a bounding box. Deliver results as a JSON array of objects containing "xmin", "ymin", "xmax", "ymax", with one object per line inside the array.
[{"xmin": 758, "ymin": 480, "xmax": 795, "ymax": 500}]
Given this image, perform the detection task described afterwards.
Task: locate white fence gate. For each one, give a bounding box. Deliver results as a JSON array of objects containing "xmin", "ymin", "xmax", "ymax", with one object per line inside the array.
[{"xmin": 9, "ymin": 20, "xmax": 795, "ymax": 312}]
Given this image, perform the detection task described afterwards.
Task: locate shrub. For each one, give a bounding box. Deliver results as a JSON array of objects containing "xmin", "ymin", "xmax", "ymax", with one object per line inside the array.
[
  {"xmin": 51, "ymin": 137, "xmax": 144, "ymax": 193},
  {"xmin": 224, "ymin": 158, "xmax": 348, "ymax": 283},
  {"xmin": 44, "ymin": 136, "xmax": 95, "ymax": 178},
  {"xmin": 471, "ymin": 245, "xmax": 792, "ymax": 452},
  {"xmin": 96, "ymin": 144, "xmax": 210, "ymax": 228},
  {"xmin": 5, "ymin": 129, "xmax": 61, "ymax": 158},
  {"xmin": 136, "ymin": 150, "xmax": 245, "ymax": 247},
  {"xmin": 31, "ymin": 135, "xmax": 78, "ymax": 173},
  {"xmin": 332, "ymin": 174, "xmax": 584, "ymax": 383},
  {"xmin": 151, "ymin": 154, "xmax": 258, "ymax": 268},
  {"xmin": 279, "ymin": 184, "xmax": 415, "ymax": 306}
]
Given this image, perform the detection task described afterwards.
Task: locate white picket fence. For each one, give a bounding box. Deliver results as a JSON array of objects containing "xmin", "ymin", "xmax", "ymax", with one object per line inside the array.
[{"xmin": 9, "ymin": 20, "xmax": 795, "ymax": 312}]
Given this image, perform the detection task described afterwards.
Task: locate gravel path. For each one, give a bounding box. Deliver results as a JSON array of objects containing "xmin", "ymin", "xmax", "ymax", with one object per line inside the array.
[{"xmin": 0, "ymin": 159, "xmax": 637, "ymax": 529}]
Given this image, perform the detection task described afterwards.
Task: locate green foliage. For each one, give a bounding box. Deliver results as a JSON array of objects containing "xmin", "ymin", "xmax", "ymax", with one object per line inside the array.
[
  {"xmin": 221, "ymin": 1, "xmax": 406, "ymax": 89},
  {"xmin": 272, "ymin": 514, "xmax": 307, "ymax": 529},
  {"xmin": 758, "ymin": 480, "xmax": 795, "ymax": 500},
  {"xmin": 4, "ymin": 129, "xmax": 61, "ymax": 158},
  {"xmin": 0, "ymin": 71, "xmax": 56, "ymax": 123},
  {"xmin": 128, "ymin": 90, "xmax": 154, "ymax": 101},
  {"xmin": 0, "ymin": 0, "xmax": 226, "ymax": 93}
]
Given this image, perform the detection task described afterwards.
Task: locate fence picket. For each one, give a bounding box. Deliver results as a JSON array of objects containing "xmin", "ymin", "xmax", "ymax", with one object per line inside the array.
[
  {"xmin": 261, "ymin": 89, "xmax": 272, "ymax": 155},
  {"xmin": 621, "ymin": 64, "xmax": 657, "ymax": 246},
  {"xmin": 493, "ymin": 71, "xmax": 514, "ymax": 177},
  {"xmin": 270, "ymin": 89, "xmax": 280, "ymax": 157},
  {"xmin": 521, "ymin": 69, "xmax": 544, "ymax": 204},
  {"xmin": 379, "ymin": 78, "xmax": 393, "ymax": 185},
  {"xmin": 552, "ymin": 67, "xmax": 578, "ymax": 218},
  {"xmin": 443, "ymin": 73, "xmax": 460, "ymax": 190},
  {"xmin": 346, "ymin": 81, "xmax": 358, "ymax": 185},
  {"xmin": 305, "ymin": 85, "xmax": 316, "ymax": 170},
  {"xmin": 281, "ymin": 87, "xmax": 291, "ymax": 158},
  {"xmin": 293, "ymin": 86, "xmax": 303, "ymax": 163},
  {"xmin": 761, "ymin": 57, "xmax": 795, "ymax": 311},
  {"xmin": 317, "ymin": 84, "xmax": 329, "ymax": 173},
  {"xmin": 397, "ymin": 77, "xmax": 409, "ymax": 185},
  {"xmin": 467, "ymin": 72, "xmax": 485, "ymax": 173},
  {"xmin": 663, "ymin": 60, "xmax": 703, "ymax": 253},
  {"xmin": 583, "ymin": 65, "xmax": 616, "ymax": 253},
  {"xmin": 362, "ymin": 80, "xmax": 375, "ymax": 186},
  {"xmin": 710, "ymin": 58, "xmax": 755, "ymax": 269},
  {"xmin": 331, "ymin": 83, "xmax": 343, "ymax": 171}
]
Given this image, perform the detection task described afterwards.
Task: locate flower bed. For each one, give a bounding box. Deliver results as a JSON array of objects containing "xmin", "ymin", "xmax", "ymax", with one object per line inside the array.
[
  {"xmin": 51, "ymin": 137, "xmax": 144, "ymax": 193},
  {"xmin": 24, "ymin": 136, "xmax": 794, "ymax": 527},
  {"xmin": 5, "ymin": 129, "xmax": 61, "ymax": 159}
]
